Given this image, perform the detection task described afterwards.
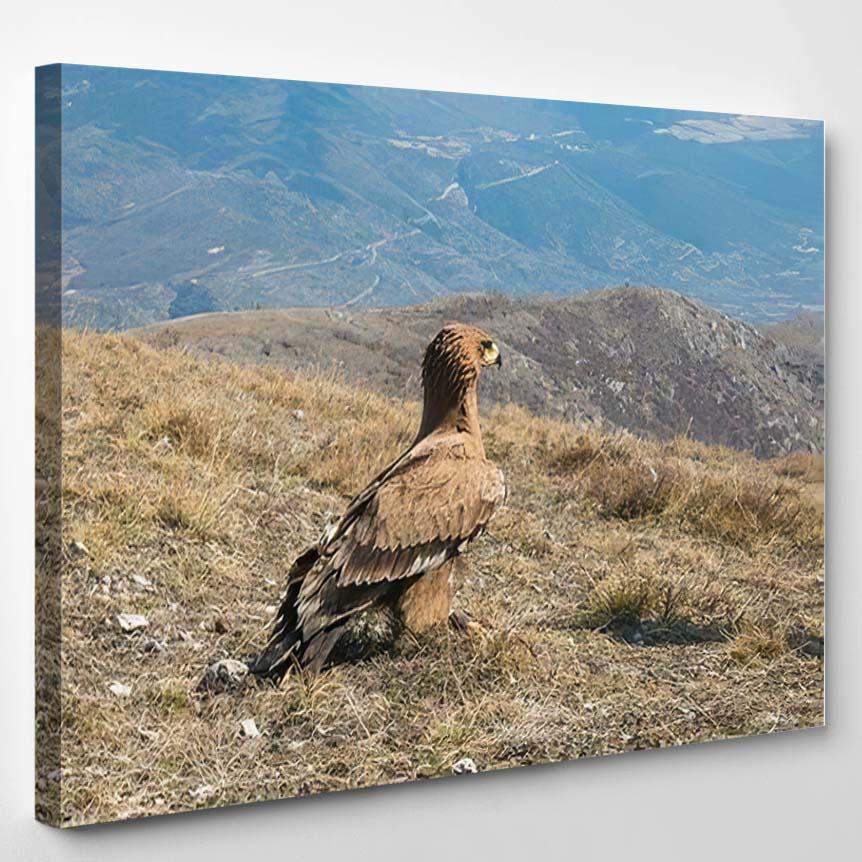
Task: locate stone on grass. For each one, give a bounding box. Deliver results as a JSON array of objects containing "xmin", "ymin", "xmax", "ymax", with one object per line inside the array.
[
  {"xmin": 142, "ymin": 638, "xmax": 166, "ymax": 653},
  {"xmin": 108, "ymin": 681, "xmax": 131, "ymax": 698},
  {"xmin": 189, "ymin": 784, "xmax": 215, "ymax": 801},
  {"xmin": 153, "ymin": 435, "xmax": 173, "ymax": 454},
  {"xmin": 240, "ymin": 718, "xmax": 260, "ymax": 738},
  {"xmin": 117, "ymin": 613, "xmax": 149, "ymax": 633},
  {"xmin": 69, "ymin": 540, "xmax": 90, "ymax": 559},
  {"xmin": 451, "ymin": 757, "xmax": 478, "ymax": 775},
  {"xmin": 200, "ymin": 658, "xmax": 249, "ymax": 692}
]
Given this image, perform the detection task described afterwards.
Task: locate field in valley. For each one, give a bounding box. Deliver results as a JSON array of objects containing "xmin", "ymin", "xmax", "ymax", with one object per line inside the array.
[{"xmin": 36, "ymin": 328, "xmax": 824, "ymax": 826}]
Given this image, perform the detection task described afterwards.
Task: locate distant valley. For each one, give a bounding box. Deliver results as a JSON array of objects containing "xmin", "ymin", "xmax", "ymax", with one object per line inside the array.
[{"xmin": 55, "ymin": 66, "xmax": 824, "ymax": 329}]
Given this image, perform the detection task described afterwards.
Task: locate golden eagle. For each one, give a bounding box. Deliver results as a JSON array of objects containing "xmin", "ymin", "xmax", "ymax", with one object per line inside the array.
[{"xmin": 250, "ymin": 324, "xmax": 505, "ymax": 678}]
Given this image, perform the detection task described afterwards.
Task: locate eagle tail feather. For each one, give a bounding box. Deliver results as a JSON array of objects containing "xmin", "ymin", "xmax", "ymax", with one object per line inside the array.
[
  {"xmin": 248, "ymin": 546, "xmax": 320, "ymax": 681},
  {"xmin": 300, "ymin": 626, "xmax": 348, "ymax": 675}
]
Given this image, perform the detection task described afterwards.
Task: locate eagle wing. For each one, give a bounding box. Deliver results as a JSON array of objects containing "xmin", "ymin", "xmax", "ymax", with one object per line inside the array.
[
  {"xmin": 329, "ymin": 444, "xmax": 505, "ymax": 588},
  {"xmin": 256, "ymin": 438, "xmax": 505, "ymax": 677}
]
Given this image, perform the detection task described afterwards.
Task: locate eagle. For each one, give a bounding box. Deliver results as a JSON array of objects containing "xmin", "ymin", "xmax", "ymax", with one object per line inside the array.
[{"xmin": 249, "ymin": 323, "xmax": 506, "ymax": 679}]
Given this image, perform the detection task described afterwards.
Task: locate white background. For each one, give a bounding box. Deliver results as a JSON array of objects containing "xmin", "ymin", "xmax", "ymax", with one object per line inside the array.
[{"xmin": 1, "ymin": 1, "xmax": 859, "ymax": 858}]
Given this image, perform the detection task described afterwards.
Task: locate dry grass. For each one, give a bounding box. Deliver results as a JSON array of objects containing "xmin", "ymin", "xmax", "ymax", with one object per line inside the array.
[{"xmin": 37, "ymin": 329, "xmax": 824, "ymax": 826}]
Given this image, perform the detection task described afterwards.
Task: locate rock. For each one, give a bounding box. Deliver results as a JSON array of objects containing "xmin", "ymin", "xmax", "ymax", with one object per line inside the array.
[
  {"xmin": 189, "ymin": 784, "xmax": 215, "ymax": 801},
  {"xmin": 292, "ymin": 409, "xmax": 305, "ymax": 421},
  {"xmin": 240, "ymin": 718, "xmax": 260, "ymax": 738},
  {"xmin": 69, "ymin": 540, "xmax": 90, "ymax": 559},
  {"xmin": 153, "ymin": 435, "xmax": 173, "ymax": 454},
  {"xmin": 451, "ymin": 757, "xmax": 478, "ymax": 775},
  {"xmin": 142, "ymin": 638, "xmax": 166, "ymax": 653},
  {"xmin": 200, "ymin": 658, "xmax": 248, "ymax": 692},
  {"xmin": 117, "ymin": 613, "xmax": 149, "ymax": 633},
  {"xmin": 108, "ymin": 681, "xmax": 131, "ymax": 697},
  {"xmin": 132, "ymin": 574, "xmax": 153, "ymax": 589}
]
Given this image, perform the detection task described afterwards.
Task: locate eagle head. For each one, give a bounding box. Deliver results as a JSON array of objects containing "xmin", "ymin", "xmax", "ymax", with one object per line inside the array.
[
  {"xmin": 417, "ymin": 324, "xmax": 501, "ymax": 439},
  {"xmin": 422, "ymin": 323, "xmax": 502, "ymax": 389}
]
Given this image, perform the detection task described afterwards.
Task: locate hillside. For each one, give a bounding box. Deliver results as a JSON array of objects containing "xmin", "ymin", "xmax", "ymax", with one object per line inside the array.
[
  {"xmin": 764, "ymin": 310, "xmax": 825, "ymax": 356},
  {"xmin": 762, "ymin": 310, "xmax": 825, "ymax": 419},
  {"xmin": 136, "ymin": 287, "xmax": 823, "ymax": 457},
  {"xmin": 55, "ymin": 66, "xmax": 823, "ymax": 328},
  {"xmin": 38, "ymin": 328, "xmax": 823, "ymax": 824}
]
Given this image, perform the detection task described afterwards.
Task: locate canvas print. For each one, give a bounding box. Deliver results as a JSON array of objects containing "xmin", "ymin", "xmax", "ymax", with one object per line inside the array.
[{"xmin": 35, "ymin": 64, "xmax": 825, "ymax": 826}]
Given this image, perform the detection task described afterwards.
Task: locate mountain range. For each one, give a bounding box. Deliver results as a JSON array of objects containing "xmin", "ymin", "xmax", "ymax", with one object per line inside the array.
[{"xmin": 55, "ymin": 65, "xmax": 824, "ymax": 329}]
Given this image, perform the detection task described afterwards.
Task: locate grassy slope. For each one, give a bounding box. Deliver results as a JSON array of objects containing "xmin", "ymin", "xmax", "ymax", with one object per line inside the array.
[{"xmin": 46, "ymin": 329, "xmax": 823, "ymax": 825}]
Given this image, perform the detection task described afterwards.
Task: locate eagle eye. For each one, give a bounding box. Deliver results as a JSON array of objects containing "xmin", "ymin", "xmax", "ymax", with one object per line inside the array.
[{"xmin": 480, "ymin": 340, "xmax": 500, "ymax": 366}]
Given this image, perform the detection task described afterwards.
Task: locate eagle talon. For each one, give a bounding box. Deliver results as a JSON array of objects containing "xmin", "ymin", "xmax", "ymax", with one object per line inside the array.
[{"xmin": 449, "ymin": 609, "xmax": 487, "ymax": 636}]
